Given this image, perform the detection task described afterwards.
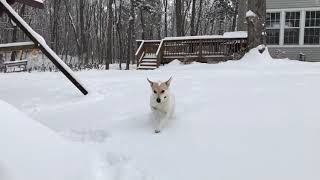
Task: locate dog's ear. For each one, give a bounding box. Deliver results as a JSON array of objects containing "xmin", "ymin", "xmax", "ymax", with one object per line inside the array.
[
  {"xmin": 147, "ymin": 78, "xmax": 154, "ymax": 86},
  {"xmin": 165, "ymin": 77, "xmax": 173, "ymax": 87}
]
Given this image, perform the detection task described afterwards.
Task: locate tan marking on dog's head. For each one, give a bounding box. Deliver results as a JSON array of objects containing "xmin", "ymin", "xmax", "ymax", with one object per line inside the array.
[{"xmin": 147, "ymin": 77, "xmax": 173, "ymax": 95}]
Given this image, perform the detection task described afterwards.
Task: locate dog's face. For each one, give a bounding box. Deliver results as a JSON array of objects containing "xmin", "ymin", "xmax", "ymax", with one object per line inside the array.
[{"xmin": 147, "ymin": 77, "xmax": 172, "ymax": 104}]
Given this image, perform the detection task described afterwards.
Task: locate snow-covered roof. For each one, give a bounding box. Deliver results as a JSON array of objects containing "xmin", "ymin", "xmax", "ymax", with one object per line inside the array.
[
  {"xmin": 3, "ymin": 60, "xmax": 28, "ymax": 64},
  {"xmin": 0, "ymin": 41, "xmax": 35, "ymax": 49},
  {"xmin": 163, "ymin": 31, "xmax": 248, "ymax": 41}
]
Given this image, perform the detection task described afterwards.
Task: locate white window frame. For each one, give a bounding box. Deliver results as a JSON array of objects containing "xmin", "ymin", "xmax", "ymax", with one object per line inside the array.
[
  {"xmin": 266, "ymin": 12, "xmax": 281, "ymax": 45},
  {"xmin": 267, "ymin": 7, "xmax": 320, "ymax": 47},
  {"xmin": 304, "ymin": 10, "xmax": 320, "ymax": 44}
]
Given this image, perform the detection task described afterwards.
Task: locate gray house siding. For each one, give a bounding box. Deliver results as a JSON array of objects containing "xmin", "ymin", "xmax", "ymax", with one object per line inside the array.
[
  {"xmin": 268, "ymin": 47, "xmax": 320, "ymax": 61},
  {"xmin": 267, "ymin": 0, "xmax": 320, "ymax": 9},
  {"xmin": 266, "ymin": 0, "xmax": 320, "ymax": 61}
]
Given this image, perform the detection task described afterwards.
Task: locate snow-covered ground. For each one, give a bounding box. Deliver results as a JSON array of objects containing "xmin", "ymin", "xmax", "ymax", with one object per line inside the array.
[{"xmin": 1, "ymin": 48, "xmax": 320, "ymax": 180}]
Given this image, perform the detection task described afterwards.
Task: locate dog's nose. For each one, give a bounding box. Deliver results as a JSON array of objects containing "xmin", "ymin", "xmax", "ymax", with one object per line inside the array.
[{"xmin": 156, "ymin": 98, "xmax": 161, "ymax": 103}]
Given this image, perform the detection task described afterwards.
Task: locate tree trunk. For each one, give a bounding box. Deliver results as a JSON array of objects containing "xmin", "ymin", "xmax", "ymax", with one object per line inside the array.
[
  {"xmin": 139, "ymin": 8, "xmax": 145, "ymax": 40},
  {"xmin": 190, "ymin": 0, "xmax": 196, "ymax": 36},
  {"xmin": 126, "ymin": 0, "xmax": 135, "ymax": 70},
  {"xmin": 11, "ymin": 5, "xmax": 26, "ymax": 62},
  {"xmin": 247, "ymin": 0, "xmax": 266, "ymax": 50},
  {"xmin": 237, "ymin": 0, "xmax": 247, "ymax": 31},
  {"xmin": 231, "ymin": 0, "xmax": 239, "ymax": 31},
  {"xmin": 79, "ymin": 0, "xmax": 87, "ymax": 64},
  {"xmin": 10, "ymin": 23, "xmax": 17, "ymax": 61},
  {"xmin": 163, "ymin": 0, "xmax": 168, "ymax": 37},
  {"xmin": 64, "ymin": 0, "xmax": 81, "ymax": 63},
  {"xmin": 175, "ymin": 0, "xmax": 183, "ymax": 36},
  {"xmin": 106, "ymin": 0, "xmax": 113, "ymax": 70},
  {"xmin": 195, "ymin": 0, "xmax": 203, "ymax": 35},
  {"xmin": 130, "ymin": 0, "xmax": 136, "ymax": 65},
  {"xmin": 116, "ymin": 0, "xmax": 123, "ymax": 70}
]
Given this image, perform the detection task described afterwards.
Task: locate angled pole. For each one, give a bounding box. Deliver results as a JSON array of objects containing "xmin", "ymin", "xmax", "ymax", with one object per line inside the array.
[{"xmin": 0, "ymin": 0, "xmax": 88, "ymax": 95}]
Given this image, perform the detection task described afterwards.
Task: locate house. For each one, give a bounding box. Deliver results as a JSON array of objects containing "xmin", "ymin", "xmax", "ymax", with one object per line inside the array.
[{"xmin": 266, "ymin": 0, "xmax": 320, "ymax": 61}]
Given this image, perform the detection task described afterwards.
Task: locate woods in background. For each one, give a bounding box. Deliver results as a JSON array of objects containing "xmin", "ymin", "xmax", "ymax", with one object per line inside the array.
[{"xmin": 0, "ymin": 0, "xmax": 265, "ymax": 69}]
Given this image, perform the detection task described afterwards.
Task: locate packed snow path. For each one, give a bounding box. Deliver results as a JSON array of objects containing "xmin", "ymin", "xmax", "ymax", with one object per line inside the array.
[{"xmin": 0, "ymin": 49, "xmax": 319, "ymax": 180}]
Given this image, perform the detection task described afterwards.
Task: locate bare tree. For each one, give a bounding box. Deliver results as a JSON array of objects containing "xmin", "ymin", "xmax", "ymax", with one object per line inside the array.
[
  {"xmin": 115, "ymin": 0, "xmax": 123, "ymax": 70},
  {"xmin": 190, "ymin": 0, "xmax": 196, "ymax": 36},
  {"xmin": 175, "ymin": 0, "xmax": 183, "ymax": 36},
  {"xmin": 195, "ymin": 0, "xmax": 203, "ymax": 35},
  {"xmin": 237, "ymin": 0, "xmax": 247, "ymax": 31},
  {"xmin": 163, "ymin": 0, "xmax": 168, "ymax": 37},
  {"xmin": 231, "ymin": 0, "xmax": 239, "ymax": 31},
  {"xmin": 106, "ymin": 0, "xmax": 113, "ymax": 70},
  {"xmin": 126, "ymin": 0, "xmax": 135, "ymax": 70},
  {"xmin": 247, "ymin": 0, "xmax": 266, "ymax": 49},
  {"xmin": 11, "ymin": 4, "xmax": 25, "ymax": 61}
]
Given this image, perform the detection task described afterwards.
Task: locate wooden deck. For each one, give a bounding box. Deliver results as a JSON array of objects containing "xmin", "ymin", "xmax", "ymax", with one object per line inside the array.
[{"xmin": 135, "ymin": 36, "xmax": 248, "ymax": 70}]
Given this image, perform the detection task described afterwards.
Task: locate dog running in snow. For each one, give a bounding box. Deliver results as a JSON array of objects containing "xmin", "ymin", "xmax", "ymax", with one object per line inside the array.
[{"xmin": 147, "ymin": 77, "xmax": 175, "ymax": 133}]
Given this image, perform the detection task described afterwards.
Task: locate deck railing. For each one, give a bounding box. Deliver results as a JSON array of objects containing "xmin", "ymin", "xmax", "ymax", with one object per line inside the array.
[
  {"xmin": 136, "ymin": 36, "xmax": 248, "ymax": 66},
  {"xmin": 158, "ymin": 37, "xmax": 248, "ymax": 63}
]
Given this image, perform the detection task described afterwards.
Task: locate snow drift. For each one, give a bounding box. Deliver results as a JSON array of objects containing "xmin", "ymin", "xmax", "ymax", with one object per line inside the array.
[{"xmin": 0, "ymin": 99, "xmax": 95, "ymax": 180}]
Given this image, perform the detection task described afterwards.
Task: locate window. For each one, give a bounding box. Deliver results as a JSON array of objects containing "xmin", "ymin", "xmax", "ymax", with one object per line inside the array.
[
  {"xmin": 266, "ymin": 12, "xmax": 280, "ymax": 45},
  {"xmin": 284, "ymin": 12, "xmax": 300, "ymax": 45},
  {"xmin": 304, "ymin": 11, "xmax": 320, "ymax": 44}
]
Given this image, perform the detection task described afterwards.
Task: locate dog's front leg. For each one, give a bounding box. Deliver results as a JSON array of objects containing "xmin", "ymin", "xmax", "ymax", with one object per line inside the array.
[
  {"xmin": 154, "ymin": 117, "xmax": 163, "ymax": 133},
  {"xmin": 155, "ymin": 113, "xmax": 170, "ymax": 133}
]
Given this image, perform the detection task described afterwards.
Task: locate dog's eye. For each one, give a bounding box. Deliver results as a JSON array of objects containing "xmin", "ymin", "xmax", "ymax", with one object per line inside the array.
[
  {"xmin": 164, "ymin": 96, "xmax": 167, "ymax": 99},
  {"xmin": 153, "ymin": 90, "xmax": 157, "ymax": 94},
  {"xmin": 161, "ymin": 90, "xmax": 165, "ymax": 93}
]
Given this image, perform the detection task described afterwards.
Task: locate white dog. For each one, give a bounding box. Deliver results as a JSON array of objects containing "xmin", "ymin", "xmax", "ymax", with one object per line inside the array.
[{"xmin": 147, "ymin": 77, "xmax": 175, "ymax": 133}]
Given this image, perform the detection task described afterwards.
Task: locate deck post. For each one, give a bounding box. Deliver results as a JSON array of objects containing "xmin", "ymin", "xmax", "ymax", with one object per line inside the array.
[{"xmin": 199, "ymin": 39, "xmax": 203, "ymax": 62}]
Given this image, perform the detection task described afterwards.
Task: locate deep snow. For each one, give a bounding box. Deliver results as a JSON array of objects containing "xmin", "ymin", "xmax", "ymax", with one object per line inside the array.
[{"xmin": 0, "ymin": 48, "xmax": 320, "ymax": 180}]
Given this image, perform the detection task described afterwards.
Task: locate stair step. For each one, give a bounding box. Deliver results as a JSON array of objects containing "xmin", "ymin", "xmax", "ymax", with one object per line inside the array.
[
  {"xmin": 144, "ymin": 54, "xmax": 157, "ymax": 59},
  {"xmin": 140, "ymin": 62, "xmax": 157, "ymax": 66},
  {"xmin": 140, "ymin": 59, "xmax": 157, "ymax": 63},
  {"xmin": 137, "ymin": 66, "xmax": 157, "ymax": 70}
]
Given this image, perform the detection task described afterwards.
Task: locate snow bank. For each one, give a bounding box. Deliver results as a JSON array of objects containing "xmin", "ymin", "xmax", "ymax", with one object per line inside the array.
[
  {"xmin": 0, "ymin": 99, "xmax": 95, "ymax": 180},
  {"xmin": 167, "ymin": 59, "xmax": 182, "ymax": 66},
  {"xmin": 240, "ymin": 47, "xmax": 273, "ymax": 63}
]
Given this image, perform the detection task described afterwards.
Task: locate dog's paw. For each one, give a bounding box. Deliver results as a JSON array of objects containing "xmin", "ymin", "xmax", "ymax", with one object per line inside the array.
[{"xmin": 154, "ymin": 130, "xmax": 161, "ymax": 134}]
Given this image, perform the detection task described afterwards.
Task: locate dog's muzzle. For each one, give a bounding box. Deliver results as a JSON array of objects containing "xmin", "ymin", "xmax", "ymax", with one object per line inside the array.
[{"xmin": 156, "ymin": 98, "xmax": 161, "ymax": 103}]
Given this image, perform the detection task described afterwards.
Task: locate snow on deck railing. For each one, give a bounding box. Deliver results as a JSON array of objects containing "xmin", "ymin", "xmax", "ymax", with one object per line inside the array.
[
  {"xmin": 136, "ymin": 40, "xmax": 161, "ymax": 43},
  {"xmin": 3, "ymin": 60, "xmax": 28, "ymax": 64},
  {"xmin": 0, "ymin": 41, "xmax": 34, "ymax": 48},
  {"xmin": 155, "ymin": 40, "xmax": 164, "ymax": 57},
  {"xmin": 135, "ymin": 41, "xmax": 145, "ymax": 56},
  {"xmin": 163, "ymin": 31, "xmax": 248, "ymax": 41}
]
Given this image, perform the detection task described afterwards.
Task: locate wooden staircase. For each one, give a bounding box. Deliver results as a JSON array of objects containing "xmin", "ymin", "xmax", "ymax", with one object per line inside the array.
[
  {"xmin": 137, "ymin": 53, "xmax": 158, "ymax": 70},
  {"xmin": 135, "ymin": 40, "xmax": 161, "ymax": 70}
]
